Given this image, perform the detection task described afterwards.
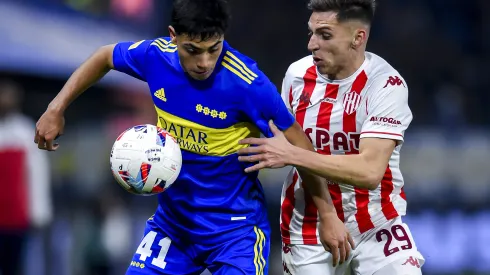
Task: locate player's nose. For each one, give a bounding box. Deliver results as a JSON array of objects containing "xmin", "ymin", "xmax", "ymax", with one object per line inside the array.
[
  {"xmin": 196, "ymin": 55, "xmax": 213, "ymax": 70},
  {"xmin": 307, "ymin": 36, "xmax": 320, "ymax": 52},
  {"xmin": 196, "ymin": 61, "xmax": 211, "ymax": 71}
]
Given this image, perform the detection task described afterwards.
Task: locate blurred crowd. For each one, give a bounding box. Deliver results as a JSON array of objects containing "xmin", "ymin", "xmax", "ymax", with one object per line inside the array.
[{"xmin": 0, "ymin": 0, "xmax": 489, "ymax": 275}]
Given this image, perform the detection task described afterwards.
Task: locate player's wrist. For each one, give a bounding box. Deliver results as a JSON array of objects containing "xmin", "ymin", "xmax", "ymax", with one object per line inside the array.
[
  {"xmin": 318, "ymin": 210, "xmax": 338, "ymax": 221},
  {"xmin": 47, "ymin": 101, "xmax": 67, "ymax": 115},
  {"xmin": 287, "ymin": 146, "xmax": 306, "ymax": 167}
]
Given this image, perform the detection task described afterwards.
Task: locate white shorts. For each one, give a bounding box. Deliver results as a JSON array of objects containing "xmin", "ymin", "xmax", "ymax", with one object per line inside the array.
[{"xmin": 282, "ymin": 217, "xmax": 425, "ymax": 275}]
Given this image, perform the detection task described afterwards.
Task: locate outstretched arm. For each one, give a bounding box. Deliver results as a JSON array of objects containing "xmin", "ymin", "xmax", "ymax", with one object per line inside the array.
[
  {"xmin": 251, "ymin": 135, "xmax": 395, "ymax": 190},
  {"xmin": 35, "ymin": 40, "xmax": 152, "ymax": 151},
  {"xmin": 35, "ymin": 45, "xmax": 115, "ymax": 151},
  {"xmin": 48, "ymin": 45, "xmax": 115, "ymax": 115},
  {"xmin": 239, "ymin": 74, "xmax": 412, "ymax": 191}
]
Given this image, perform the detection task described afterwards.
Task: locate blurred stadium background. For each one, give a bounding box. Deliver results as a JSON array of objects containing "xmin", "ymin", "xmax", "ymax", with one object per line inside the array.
[{"xmin": 0, "ymin": 0, "xmax": 488, "ymax": 274}]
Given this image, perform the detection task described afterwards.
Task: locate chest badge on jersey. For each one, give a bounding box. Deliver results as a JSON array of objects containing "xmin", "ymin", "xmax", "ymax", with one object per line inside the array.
[
  {"xmin": 196, "ymin": 104, "xmax": 227, "ymax": 120},
  {"xmin": 343, "ymin": 91, "xmax": 362, "ymax": 115}
]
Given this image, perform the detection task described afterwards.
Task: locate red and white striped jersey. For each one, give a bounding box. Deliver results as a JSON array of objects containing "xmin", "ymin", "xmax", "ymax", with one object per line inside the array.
[{"xmin": 280, "ymin": 52, "xmax": 412, "ymax": 245}]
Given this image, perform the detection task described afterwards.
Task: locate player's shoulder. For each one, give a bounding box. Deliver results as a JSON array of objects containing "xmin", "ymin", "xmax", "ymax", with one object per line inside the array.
[
  {"xmin": 365, "ymin": 52, "xmax": 407, "ymax": 90},
  {"xmin": 126, "ymin": 37, "xmax": 177, "ymax": 68},
  {"xmin": 220, "ymin": 42, "xmax": 269, "ymax": 88},
  {"xmin": 126, "ymin": 37, "xmax": 177, "ymax": 55},
  {"xmin": 146, "ymin": 37, "xmax": 177, "ymax": 53},
  {"xmin": 285, "ymin": 55, "xmax": 315, "ymax": 80}
]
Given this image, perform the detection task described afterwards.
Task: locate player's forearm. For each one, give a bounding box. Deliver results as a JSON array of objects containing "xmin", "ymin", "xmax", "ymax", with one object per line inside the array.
[
  {"xmin": 48, "ymin": 44, "xmax": 115, "ymax": 114},
  {"xmin": 285, "ymin": 123, "xmax": 336, "ymax": 216},
  {"xmin": 297, "ymin": 169, "xmax": 337, "ymax": 217},
  {"xmin": 289, "ymin": 148, "xmax": 381, "ymax": 190},
  {"xmin": 293, "ymin": 146, "xmax": 337, "ymax": 216}
]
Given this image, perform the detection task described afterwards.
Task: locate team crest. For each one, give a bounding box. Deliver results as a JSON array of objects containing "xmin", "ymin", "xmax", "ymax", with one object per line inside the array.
[{"xmin": 343, "ymin": 91, "xmax": 362, "ymax": 115}]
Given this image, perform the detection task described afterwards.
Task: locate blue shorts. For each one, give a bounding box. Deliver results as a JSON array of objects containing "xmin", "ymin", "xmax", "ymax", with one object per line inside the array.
[{"xmin": 126, "ymin": 218, "xmax": 270, "ymax": 275}]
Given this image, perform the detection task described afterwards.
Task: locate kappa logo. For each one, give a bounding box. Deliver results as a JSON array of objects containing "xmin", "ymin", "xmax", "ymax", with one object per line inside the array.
[
  {"xmin": 402, "ymin": 256, "xmax": 421, "ymax": 268},
  {"xmin": 383, "ymin": 76, "xmax": 405, "ymax": 88},
  {"xmin": 299, "ymin": 91, "xmax": 312, "ymax": 105},
  {"xmin": 282, "ymin": 244, "xmax": 293, "ymax": 255}
]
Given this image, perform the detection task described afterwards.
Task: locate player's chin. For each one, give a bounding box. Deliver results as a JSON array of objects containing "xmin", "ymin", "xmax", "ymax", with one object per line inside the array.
[
  {"xmin": 316, "ymin": 65, "xmax": 332, "ymax": 76},
  {"xmin": 189, "ymin": 70, "xmax": 212, "ymax": 80}
]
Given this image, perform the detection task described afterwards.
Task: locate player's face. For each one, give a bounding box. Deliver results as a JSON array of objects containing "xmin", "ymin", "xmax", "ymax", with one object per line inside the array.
[
  {"xmin": 307, "ymin": 11, "xmax": 365, "ymax": 78},
  {"xmin": 171, "ymin": 31, "xmax": 224, "ymax": 80}
]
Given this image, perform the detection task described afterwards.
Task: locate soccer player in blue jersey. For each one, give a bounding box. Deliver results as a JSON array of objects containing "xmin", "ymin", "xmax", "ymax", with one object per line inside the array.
[{"xmin": 34, "ymin": 0, "xmax": 353, "ymax": 274}]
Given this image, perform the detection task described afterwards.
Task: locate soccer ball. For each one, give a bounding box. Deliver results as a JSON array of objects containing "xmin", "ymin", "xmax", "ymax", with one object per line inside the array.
[{"xmin": 110, "ymin": 124, "xmax": 182, "ymax": 195}]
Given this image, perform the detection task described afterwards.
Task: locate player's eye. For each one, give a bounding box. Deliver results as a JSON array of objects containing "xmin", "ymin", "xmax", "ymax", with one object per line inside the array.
[
  {"xmin": 185, "ymin": 47, "xmax": 198, "ymax": 54},
  {"xmin": 321, "ymin": 33, "xmax": 332, "ymax": 40},
  {"xmin": 209, "ymin": 47, "xmax": 219, "ymax": 53}
]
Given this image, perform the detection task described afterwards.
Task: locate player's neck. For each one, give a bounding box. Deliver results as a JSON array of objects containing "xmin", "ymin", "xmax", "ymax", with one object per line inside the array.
[{"xmin": 326, "ymin": 52, "xmax": 365, "ymax": 81}]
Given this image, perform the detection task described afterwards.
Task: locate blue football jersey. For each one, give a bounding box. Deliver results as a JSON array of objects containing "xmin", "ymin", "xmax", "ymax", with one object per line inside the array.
[{"xmin": 112, "ymin": 37, "xmax": 295, "ymax": 245}]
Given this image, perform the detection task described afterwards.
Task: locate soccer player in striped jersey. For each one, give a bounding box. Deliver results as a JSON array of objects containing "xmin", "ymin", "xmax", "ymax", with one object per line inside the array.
[
  {"xmin": 238, "ymin": 0, "xmax": 425, "ymax": 274},
  {"xmin": 34, "ymin": 0, "xmax": 353, "ymax": 274}
]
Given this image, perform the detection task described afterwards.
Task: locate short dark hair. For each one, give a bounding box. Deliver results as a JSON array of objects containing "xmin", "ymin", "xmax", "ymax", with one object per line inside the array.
[
  {"xmin": 171, "ymin": 0, "xmax": 231, "ymax": 40},
  {"xmin": 308, "ymin": 0, "xmax": 376, "ymax": 25}
]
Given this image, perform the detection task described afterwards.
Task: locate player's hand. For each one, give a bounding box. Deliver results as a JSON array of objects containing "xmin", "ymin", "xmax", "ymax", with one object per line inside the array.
[
  {"xmin": 319, "ymin": 212, "xmax": 355, "ymax": 267},
  {"xmin": 34, "ymin": 108, "xmax": 65, "ymax": 151},
  {"xmin": 238, "ymin": 120, "xmax": 294, "ymax": 172}
]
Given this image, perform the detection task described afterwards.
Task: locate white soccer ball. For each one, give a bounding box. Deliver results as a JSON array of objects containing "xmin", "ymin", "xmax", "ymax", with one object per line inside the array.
[{"xmin": 110, "ymin": 124, "xmax": 182, "ymax": 195}]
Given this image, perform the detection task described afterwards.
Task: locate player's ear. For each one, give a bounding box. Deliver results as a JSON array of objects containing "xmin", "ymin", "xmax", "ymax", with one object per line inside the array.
[
  {"xmin": 168, "ymin": 26, "xmax": 177, "ymax": 42},
  {"xmin": 351, "ymin": 29, "xmax": 366, "ymax": 49}
]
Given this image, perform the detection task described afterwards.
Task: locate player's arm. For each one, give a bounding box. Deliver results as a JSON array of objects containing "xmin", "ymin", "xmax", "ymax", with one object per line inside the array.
[
  {"xmin": 282, "ymin": 122, "xmax": 355, "ymax": 266},
  {"xmin": 35, "ymin": 40, "xmax": 152, "ymax": 151},
  {"xmin": 243, "ymin": 72, "xmax": 353, "ymax": 265},
  {"xmin": 46, "ymin": 44, "xmax": 116, "ymax": 115},
  {"xmin": 283, "ymin": 122, "xmax": 335, "ymax": 212},
  {"xmin": 277, "ymin": 74, "xmax": 336, "ymax": 225},
  {"xmin": 288, "ymin": 137, "xmax": 395, "ymax": 190},
  {"xmin": 239, "ymin": 75, "xmax": 412, "ymax": 191},
  {"xmin": 290, "ymin": 78, "xmax": 411, "ymax": 190}
]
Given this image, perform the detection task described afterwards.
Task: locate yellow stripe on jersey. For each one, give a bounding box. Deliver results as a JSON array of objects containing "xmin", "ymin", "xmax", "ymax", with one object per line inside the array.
[
  {"xmin": 129, "ymin": 40, "xmax": 145, "ymax": 50},
  {"xmin": 222, "ymin": 62, "xmax": 253, "ymax": 84},
  {"xmin": 156, "ymin": 38, "xmax": 177, "ymax": 47},
  {"xmin": 156, "ymin": 38, "xmax": 170, "ymax": 45},
  {"xmin": 258, "ymin": 228, "xmax": 266, "ymax": 274},
  {"xmin": 151, "ymin": 39, "xmax": 177, "ymax": 53},
  {"xmin": 223, "ymin": 56, "xmax": 256, "ymax": 81},
  {"xmin": 254, "ymin": 226, "xmax": 266, "ymax": 275},
  {"xmin": 226, "ymin": 51, "xmax": 258, "ymax": 78},
  {"xmin": 155, "ymin": 106, "xmax": 260, "ymax": 156},
  {"xmin": 222, "ymin": 51, "xmax": 259, "ymax": 84}
]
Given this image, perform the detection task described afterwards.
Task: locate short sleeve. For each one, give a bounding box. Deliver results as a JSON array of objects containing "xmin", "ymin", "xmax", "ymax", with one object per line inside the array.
[
  {"xmin": 112, "ymin": 40, "xmax": 153, "ymax": 81},
  {"xmin": 244, "ymin": 75, "xmax": 295, "ymax": 138},
  {"xmin": 280, "ymin": 70, "xmax": 294, "ymax": 114},
  {"xmin": 361, "ymin": 76, "xmax": 412, "ymax": 143}
]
